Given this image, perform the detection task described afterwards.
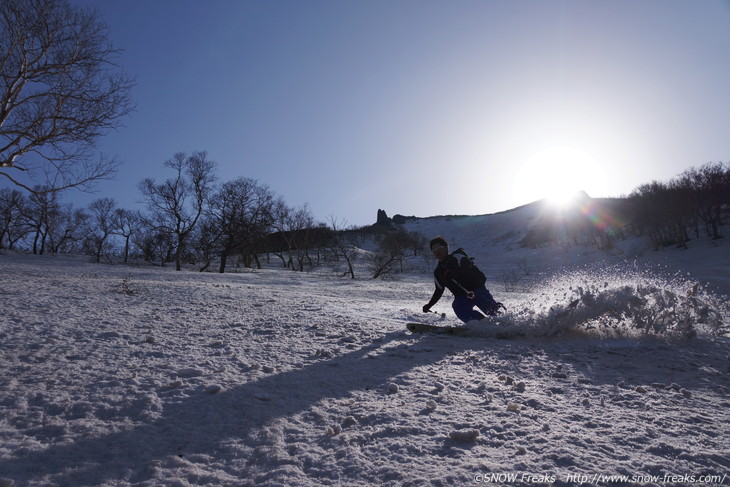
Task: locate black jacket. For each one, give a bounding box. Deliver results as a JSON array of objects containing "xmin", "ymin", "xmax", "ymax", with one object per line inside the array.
[{"xmin": 426, "ymin": 250, "xmax": 486, "ymax": 307}]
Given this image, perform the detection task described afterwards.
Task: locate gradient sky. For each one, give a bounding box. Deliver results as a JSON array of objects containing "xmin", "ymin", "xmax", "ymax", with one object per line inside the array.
[{"xmin": 21, "ymin": 0, "xmax": 730, "ymax": 226}]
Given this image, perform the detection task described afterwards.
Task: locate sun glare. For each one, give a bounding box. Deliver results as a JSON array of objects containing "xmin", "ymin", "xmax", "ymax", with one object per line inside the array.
[
  {"xmin": 516, "ymin": 145, "xmax": 604, "ymax": 208},
  {"xmin": 545, "ymin": 188, "xmax": 583, "ymax": 208}
]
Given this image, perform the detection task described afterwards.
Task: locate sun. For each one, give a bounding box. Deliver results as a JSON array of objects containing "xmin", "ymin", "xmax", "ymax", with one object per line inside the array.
[
  {"xmin": 515, "ymin": 145, "xmax": 603, "ymax": 208},
  {"xmin": 545, "ymin": 187, "xmax": 583, "ymax": 208}
]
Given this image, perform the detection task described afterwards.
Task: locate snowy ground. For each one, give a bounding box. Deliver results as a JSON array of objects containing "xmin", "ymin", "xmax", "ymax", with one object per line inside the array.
[{"xmin": 1, "ymin": 229, "xmax": 729, "ymax": 486}]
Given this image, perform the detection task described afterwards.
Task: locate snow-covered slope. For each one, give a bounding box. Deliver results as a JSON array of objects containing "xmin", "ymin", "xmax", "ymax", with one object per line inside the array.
[
  {"xmin": 1, "ymin": 204, "xmax": 729, "ymax": 486},
  {"xmin": 396, "ymin": 200, "xmax": 730, "ymax": 297}
]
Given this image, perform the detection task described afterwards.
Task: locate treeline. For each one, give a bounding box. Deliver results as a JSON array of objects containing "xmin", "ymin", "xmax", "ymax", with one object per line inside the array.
[
  {"xmin": 629, "ymin": 162, "xmax": 729, "ymax": 249},
  {"xmin": 520, "ymin": 162, "xmax": 730, "ymax": 250},
  {"xmin": 0, "ymin": 151, "xmax": 428, "ymax": 278},
  {"xmin": 0, "ymin": 151, "xmax": 323, "ymax": 272}
]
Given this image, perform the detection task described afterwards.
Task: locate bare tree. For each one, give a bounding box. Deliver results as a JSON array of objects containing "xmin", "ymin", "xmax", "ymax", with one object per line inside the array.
[
  {"xmin": 85, "ymin": 197, "xmax": 116, "ymax": 263},
  {"xmin": 681, "ymin": 162, "xmax": 729, "ymax": 240},
  {"xmin": 138, "ymin": 151, "xmax": 216, "ymax": 271},
  {"xmin": 191, "ymin": 216, "xmax": 220, "ymax": 272},
  {"xmin": 48, "ymin": 204, "xmax": 88, "ymax": 254},
  {"xmin": 22, "ymin": 186, "xmax": 59, "ymax": 254},
  {"xmin": 210, "ymin": 177, "xmax": 275, "ymax": 273},
  {"xmin": 267, "ymin": 198, "xmax": 290, "ymax": 268},
  {"xmin": 112, "ymin": 208, "xmax": 142, "ymax": 263},
  {"xmin": 327, "ymin": 215, "xmax": 358, "ymax": 279},
  {"xmin": 0, "ymin": 188, "xmax": 29, "ymax": 249},
  {"xmin": 282, "ymin": 204, "xmax": 317, "ymax": 272},
  {"xmin": 296, "ymin": 206, "xmax": 316, "ymax": 271},
  {"xmin": 0, "ymin": 0, "xmax": 134, "ymax": 194},
  {"xmin": 629, "ymin": 181, "xmax": 691, "ymax": 249},
  {"xmin": 407, "ymin": 230, "xmax": 427, "ymax": 256},
  {"xmin": 268, "ymin": 200, "xmax": 320, "ymax": 272},
  {"xmin": 133, "ymin": 216, "xmax": 175, "ymax": 266},
  {"xmin": 369, "ymin": 229, "xmax": 410, "ymax": 278}
]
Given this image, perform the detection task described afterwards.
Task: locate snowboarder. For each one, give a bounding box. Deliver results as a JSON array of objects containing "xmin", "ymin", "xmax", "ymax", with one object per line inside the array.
[{"xmin": 423, "ymin": 237, "xmax": 504, "ymax": 323}]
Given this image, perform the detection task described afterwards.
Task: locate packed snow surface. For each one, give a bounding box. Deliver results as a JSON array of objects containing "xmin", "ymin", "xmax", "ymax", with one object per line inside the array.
[{"xmin": 1, "ymin": 242, "xmax": 729, "ymax": 486}]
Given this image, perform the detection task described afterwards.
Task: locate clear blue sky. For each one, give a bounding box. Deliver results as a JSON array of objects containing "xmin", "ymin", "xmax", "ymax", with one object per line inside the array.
[{"xmin": 50, "ymin": 1, "xmax": 730, "ymax": 225}]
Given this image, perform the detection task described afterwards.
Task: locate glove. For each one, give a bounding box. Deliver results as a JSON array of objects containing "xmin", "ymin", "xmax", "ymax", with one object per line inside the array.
[{"xmin": 422, "ymin": 304, "xmax": 432, "ymax": 313}]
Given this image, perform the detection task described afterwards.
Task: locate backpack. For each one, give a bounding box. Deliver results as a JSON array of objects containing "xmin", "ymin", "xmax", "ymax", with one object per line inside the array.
[{"xmin": 451, "ymin": 248, "xmax": 487, "ymax": 286}]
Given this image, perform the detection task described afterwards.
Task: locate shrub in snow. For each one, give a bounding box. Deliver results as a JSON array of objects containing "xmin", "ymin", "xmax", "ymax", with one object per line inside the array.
[
  {"xmin": 326, "ymin": 425, "xmax": 342, "ymax": 435},
  {"xmin": 507, "ymin": 403, "xmax": 521, "ymax": 412},
  {"xmin": 112, "ymin": 277, "xmax": 141, "ymax": 295},
  {"xmin": 387, "ymin": 383, "xmax": 399, "ymax": 393},
  {"xmin": 425, "ymin": 400, "xmax": 437, "ymax": 409},
  {"xmin": 204, "ymin": 385, "xmax": 222, "ymax": 395},
  {"xmin": 449, "ymin": 429, "xmax": 480, "ymax": 442}
]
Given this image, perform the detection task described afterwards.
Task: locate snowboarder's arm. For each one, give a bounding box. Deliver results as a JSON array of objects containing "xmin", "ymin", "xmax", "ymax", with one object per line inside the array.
[{"xmin": 424, "ymin": 286, "xmax": 444, "ymax": 311}]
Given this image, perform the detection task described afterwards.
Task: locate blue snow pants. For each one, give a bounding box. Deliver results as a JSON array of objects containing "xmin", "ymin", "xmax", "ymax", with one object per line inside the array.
[{"xmin": 452, "ymin": 286, "xmax": 500, "ymax": 323}]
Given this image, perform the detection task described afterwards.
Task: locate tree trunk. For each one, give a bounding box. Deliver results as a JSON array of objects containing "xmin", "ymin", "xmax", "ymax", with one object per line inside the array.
[{"xmin": 219, "ymin": 249, "xmax": 229, "ymax": 274}]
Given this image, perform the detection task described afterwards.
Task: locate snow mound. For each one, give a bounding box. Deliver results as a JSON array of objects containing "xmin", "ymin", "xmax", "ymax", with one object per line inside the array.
[{"xmin": 449, "ymin": 429, "xmax": 480, "ymax": 442}]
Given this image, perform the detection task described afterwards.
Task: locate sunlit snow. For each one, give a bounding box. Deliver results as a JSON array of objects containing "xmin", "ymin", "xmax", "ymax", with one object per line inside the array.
[{"xmin": 1, "ymin": 205, "xmax": 728, "ymax": 486}]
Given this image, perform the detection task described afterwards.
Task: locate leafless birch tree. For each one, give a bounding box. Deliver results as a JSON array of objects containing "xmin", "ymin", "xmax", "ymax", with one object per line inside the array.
[
  {"xmin": 85, "ymin": 197, "xmax": 116, "ymax": 263},
  {"xmin": 0, "ymin": 0, "xmax": 134, "ymax": 194},
  {"xmin": 138, "ymin": 152, "xmax": 216, "ymax": 271},
  {"xmin": 327, "ymin": 215, "xmax": 358, "ymax": 279},
  {"xmin": 211, "ymin": 177, "xmax": 275, "ymax": 273},
  {"xmin": 112, "ymin": 208, "xmax": 142, "ymax": 263}
]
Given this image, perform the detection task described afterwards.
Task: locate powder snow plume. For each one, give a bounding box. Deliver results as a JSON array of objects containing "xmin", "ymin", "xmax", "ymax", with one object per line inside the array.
[{"xmin": 468, "ymin": 264, "xmax": 728, "ymax": 340}]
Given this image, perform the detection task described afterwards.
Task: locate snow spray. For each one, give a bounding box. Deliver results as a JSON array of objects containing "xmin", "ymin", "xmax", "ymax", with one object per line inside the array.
[{"xmin": 471, "ymin": 263, "xmax": 727, "ymax": 340}]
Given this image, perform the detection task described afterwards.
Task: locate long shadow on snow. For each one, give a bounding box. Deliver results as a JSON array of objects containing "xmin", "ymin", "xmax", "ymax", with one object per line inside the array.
[
  {"xmin": 2, "ymin": 330, "xmax": 478, "ymax": 485},
  {"xmin": 474, "ymin": 334, "xmax": 730, "ymax": 392},
  {"xmin": 4, "ymin": 332, "xmax": 729, "ymax": 484}
]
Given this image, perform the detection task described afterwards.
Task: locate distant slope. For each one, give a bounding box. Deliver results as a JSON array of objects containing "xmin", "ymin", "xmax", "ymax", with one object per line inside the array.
[{"xmin": 385, "ymin": 196, "xmax": 729, "ymax": 295}]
